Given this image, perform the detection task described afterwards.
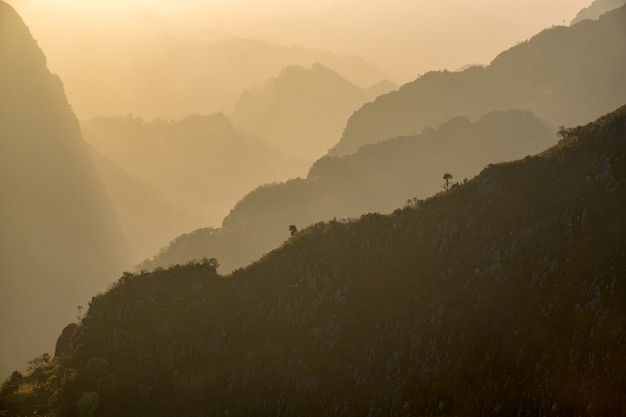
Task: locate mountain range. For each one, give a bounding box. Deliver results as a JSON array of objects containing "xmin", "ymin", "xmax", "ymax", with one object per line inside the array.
[
  {"xmin": 1, "ymin": 0, "xmax": 626, "ymax": 413},
  {"xmin": 139, "ymin": 6, "xmax": 626, "ymax": 274},
  {"xmin": 36, "ymin": 33, "xmax": 392, "ymax": 121},
  {"xmin": 81, "ymin": 64, "xmax": 396, "ymax": 240},
  {"xmin": 330, "ymin": 4, "xmax": 626, "ymax": 156},
  {"xmin": 3, "ymin": 103, "xmax": 625, "ymax": 416},
  {"xmin": 231, "ymin": 63, "xmax": 396, "ymax": 160},
  {"xmin": 82, "ymin": 113, "xmax": 305, "ymax": 229},
  {"xmin": 8, "ymin": 0, "xmax": 394, "ymax": 121},
  {"xmin": 139, "ymin": 109, "xmax": 556, "ymax": 273}
]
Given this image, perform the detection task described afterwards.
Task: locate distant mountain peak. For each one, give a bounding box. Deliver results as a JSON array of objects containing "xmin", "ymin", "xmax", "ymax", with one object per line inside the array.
[{"xmin": 230, "ymin": 63, "xmax": 394, "ymax": 160}]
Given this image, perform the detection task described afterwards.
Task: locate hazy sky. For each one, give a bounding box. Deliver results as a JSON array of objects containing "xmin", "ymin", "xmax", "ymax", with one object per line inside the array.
[
  {"xmin": 15, "ymin": 0, "xmax": 587, "ymax": 21},
  {"xmin": 7, "ymin": 0, "xmax": 591, "ymax": 80},
  {"xmin": 145, "ymin": 0, "xmax": 589, "ymax": 22},
  {"xmin": 8, "ymin": 0, "xmax": 340, "ymax": 18}
]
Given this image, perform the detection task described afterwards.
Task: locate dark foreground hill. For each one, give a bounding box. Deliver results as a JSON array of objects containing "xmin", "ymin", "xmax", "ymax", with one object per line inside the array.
[
  {"xmin": 330, "ymin": 4, "xmax": 626, "ymax": 156},
  {"xmin": 139, "ymin": 109, "xmax": 555, "ymax": 273},
  {"xmin": 3, "ymin": 105, "xmax": 625, "ymax": 416}
]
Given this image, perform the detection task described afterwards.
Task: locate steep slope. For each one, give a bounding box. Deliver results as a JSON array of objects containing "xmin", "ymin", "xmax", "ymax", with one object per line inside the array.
[
  {"xmin": 330, "ymin": 5, "xmax": 626, "ymax": 156},
  {"xmin": 3, "ymin": 105, "xmax": 625, "ymax": 417},
  {"xmin": 139, "ymin": 109, "xmax": 555, "ymax": 273},
  {"xmin": 82, "ymin": 113, "xmax": 305, "ymax": 227},
  {"xmin": 0, "ymin": 2, "xmax": 129, "ymax": 378},
  {"xmin": 571, "ymin": 0, "xmax": 626, "ymax": 24},
  {"xmin": 231, "ymin": 63, "xmax": 396, "ymax": 160}
]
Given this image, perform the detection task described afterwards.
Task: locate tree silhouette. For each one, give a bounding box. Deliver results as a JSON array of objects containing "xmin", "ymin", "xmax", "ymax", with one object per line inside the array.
[
  {"xmin": 289, "ymin": 225, "xmax": 298, "ymax": 237},
  {"xmin": 557, "ymin": 125, "xmax": 575, "ymax": 138},
  {"xmin": 442, "ymin": 173, "xmax": 453, "ymax": 191}
]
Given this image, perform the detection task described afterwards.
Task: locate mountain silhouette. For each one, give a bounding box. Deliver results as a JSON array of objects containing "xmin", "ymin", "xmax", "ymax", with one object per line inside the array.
[
  {"xmin": 0, "ymin": 1, "xmax": 129, "ymax": 379},
  {"xmin": 330, "ymin": 4, "xmax": 626, "ymax": 156},
  {"xmin": 82, "ymin": 113, "xmax": 305, "ymax": 228},
  {"xmin": 571, "ymin": 0, "xmax": 626, "ymax": 24},
  {"xmin": 40, "ymin": 33, "xmax": 393, "ymax": 120},
  {"xmin": 139, "ymin": 109, "xmax": 555, "ymax": 273},
  {"xmin": 231, "ymin": 63, "xmax": 396, "ymax": 160},
  {"xmin": 4, "ymin": 104, "xmax": 625, "ymax": 416}
]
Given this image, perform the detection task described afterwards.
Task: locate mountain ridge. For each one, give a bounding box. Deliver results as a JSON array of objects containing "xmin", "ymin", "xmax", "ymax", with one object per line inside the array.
[
  {"xmin": 82, "ymin": 113, "xmax": 306, "ymax": 228},
  {"xmin": 139, "ymin": 109, "xmax": 555, "ymax": 273},
  {"xmin": 329, "ymin": 4, "xmax": 626, "ymax": 156},
  {"xmin": 231, "ymin": 62, "xmax": 396, "ymax": 160},
  {"xmin": 36, "ymin": 32, "xmax": 394, "ymax": 120}
]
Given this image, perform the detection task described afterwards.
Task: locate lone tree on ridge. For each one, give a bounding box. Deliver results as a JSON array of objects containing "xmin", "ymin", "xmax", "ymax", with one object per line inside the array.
[{"xmin": 442, "ymin": 173, "xmax": 453, "ymax": 191}]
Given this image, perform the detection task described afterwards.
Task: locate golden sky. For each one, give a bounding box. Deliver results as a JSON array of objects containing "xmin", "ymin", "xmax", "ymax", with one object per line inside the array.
[{"xmin": 7, "ymin": 0, "xmax": 591, "ymax": 80}]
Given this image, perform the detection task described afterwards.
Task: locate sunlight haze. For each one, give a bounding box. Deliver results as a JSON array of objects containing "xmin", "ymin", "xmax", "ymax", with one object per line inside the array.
[
  {"xmin": 2, "ymin": 0, "xmax": 626, "ymax": 411},
  {"xmin": 8, "ymin": 0, "xmax": 590, "ymax": 81}
]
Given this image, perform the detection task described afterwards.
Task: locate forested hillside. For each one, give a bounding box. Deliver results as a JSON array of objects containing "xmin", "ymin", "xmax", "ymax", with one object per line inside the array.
[
  {"xmin": 330, "ymin": 5, "xmax": 626, "ymax": 156},
  {"xmin": 2, "ymin": 105, "xmax": 624, "ymax": 417}
]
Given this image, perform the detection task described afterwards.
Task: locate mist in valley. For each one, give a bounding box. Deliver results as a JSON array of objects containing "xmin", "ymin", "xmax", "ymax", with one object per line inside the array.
[{"xmin": 1, "ymin": 1, "xmax": 625, "ymax": 412}]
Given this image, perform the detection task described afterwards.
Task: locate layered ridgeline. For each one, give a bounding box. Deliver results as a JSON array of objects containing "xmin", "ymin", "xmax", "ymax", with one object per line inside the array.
[
  {"xmin": 39, "ymin": 31, "xmax": 393, "ymax": 120},
  {"xmin": 571, "ymin": 0, "xmax": 626, "ymax": 24},
  {"xmin": 140, "ymin": 5, "xmax": 626, "ymax": 274},
  {"xmin": 231, "ymin": 63, "xmax": 396, "ymax": 160},
  {"xmin": 82, "ymin": 113, "xmax": 304, "ymax": 228},
  {"xmin": 330, "ymin": 4, "xmax": 626, "ymax": 156},
  {"xmin": 140, "ymin": 110, "xmax": 554, "ymax": 273},
  {"xmin": 0, "ymin": 2, "xmax": 129, "ymax": 378},
  {"xmin": 3, "ymin": 106, "xmax": 625, "ymax": 416}
]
